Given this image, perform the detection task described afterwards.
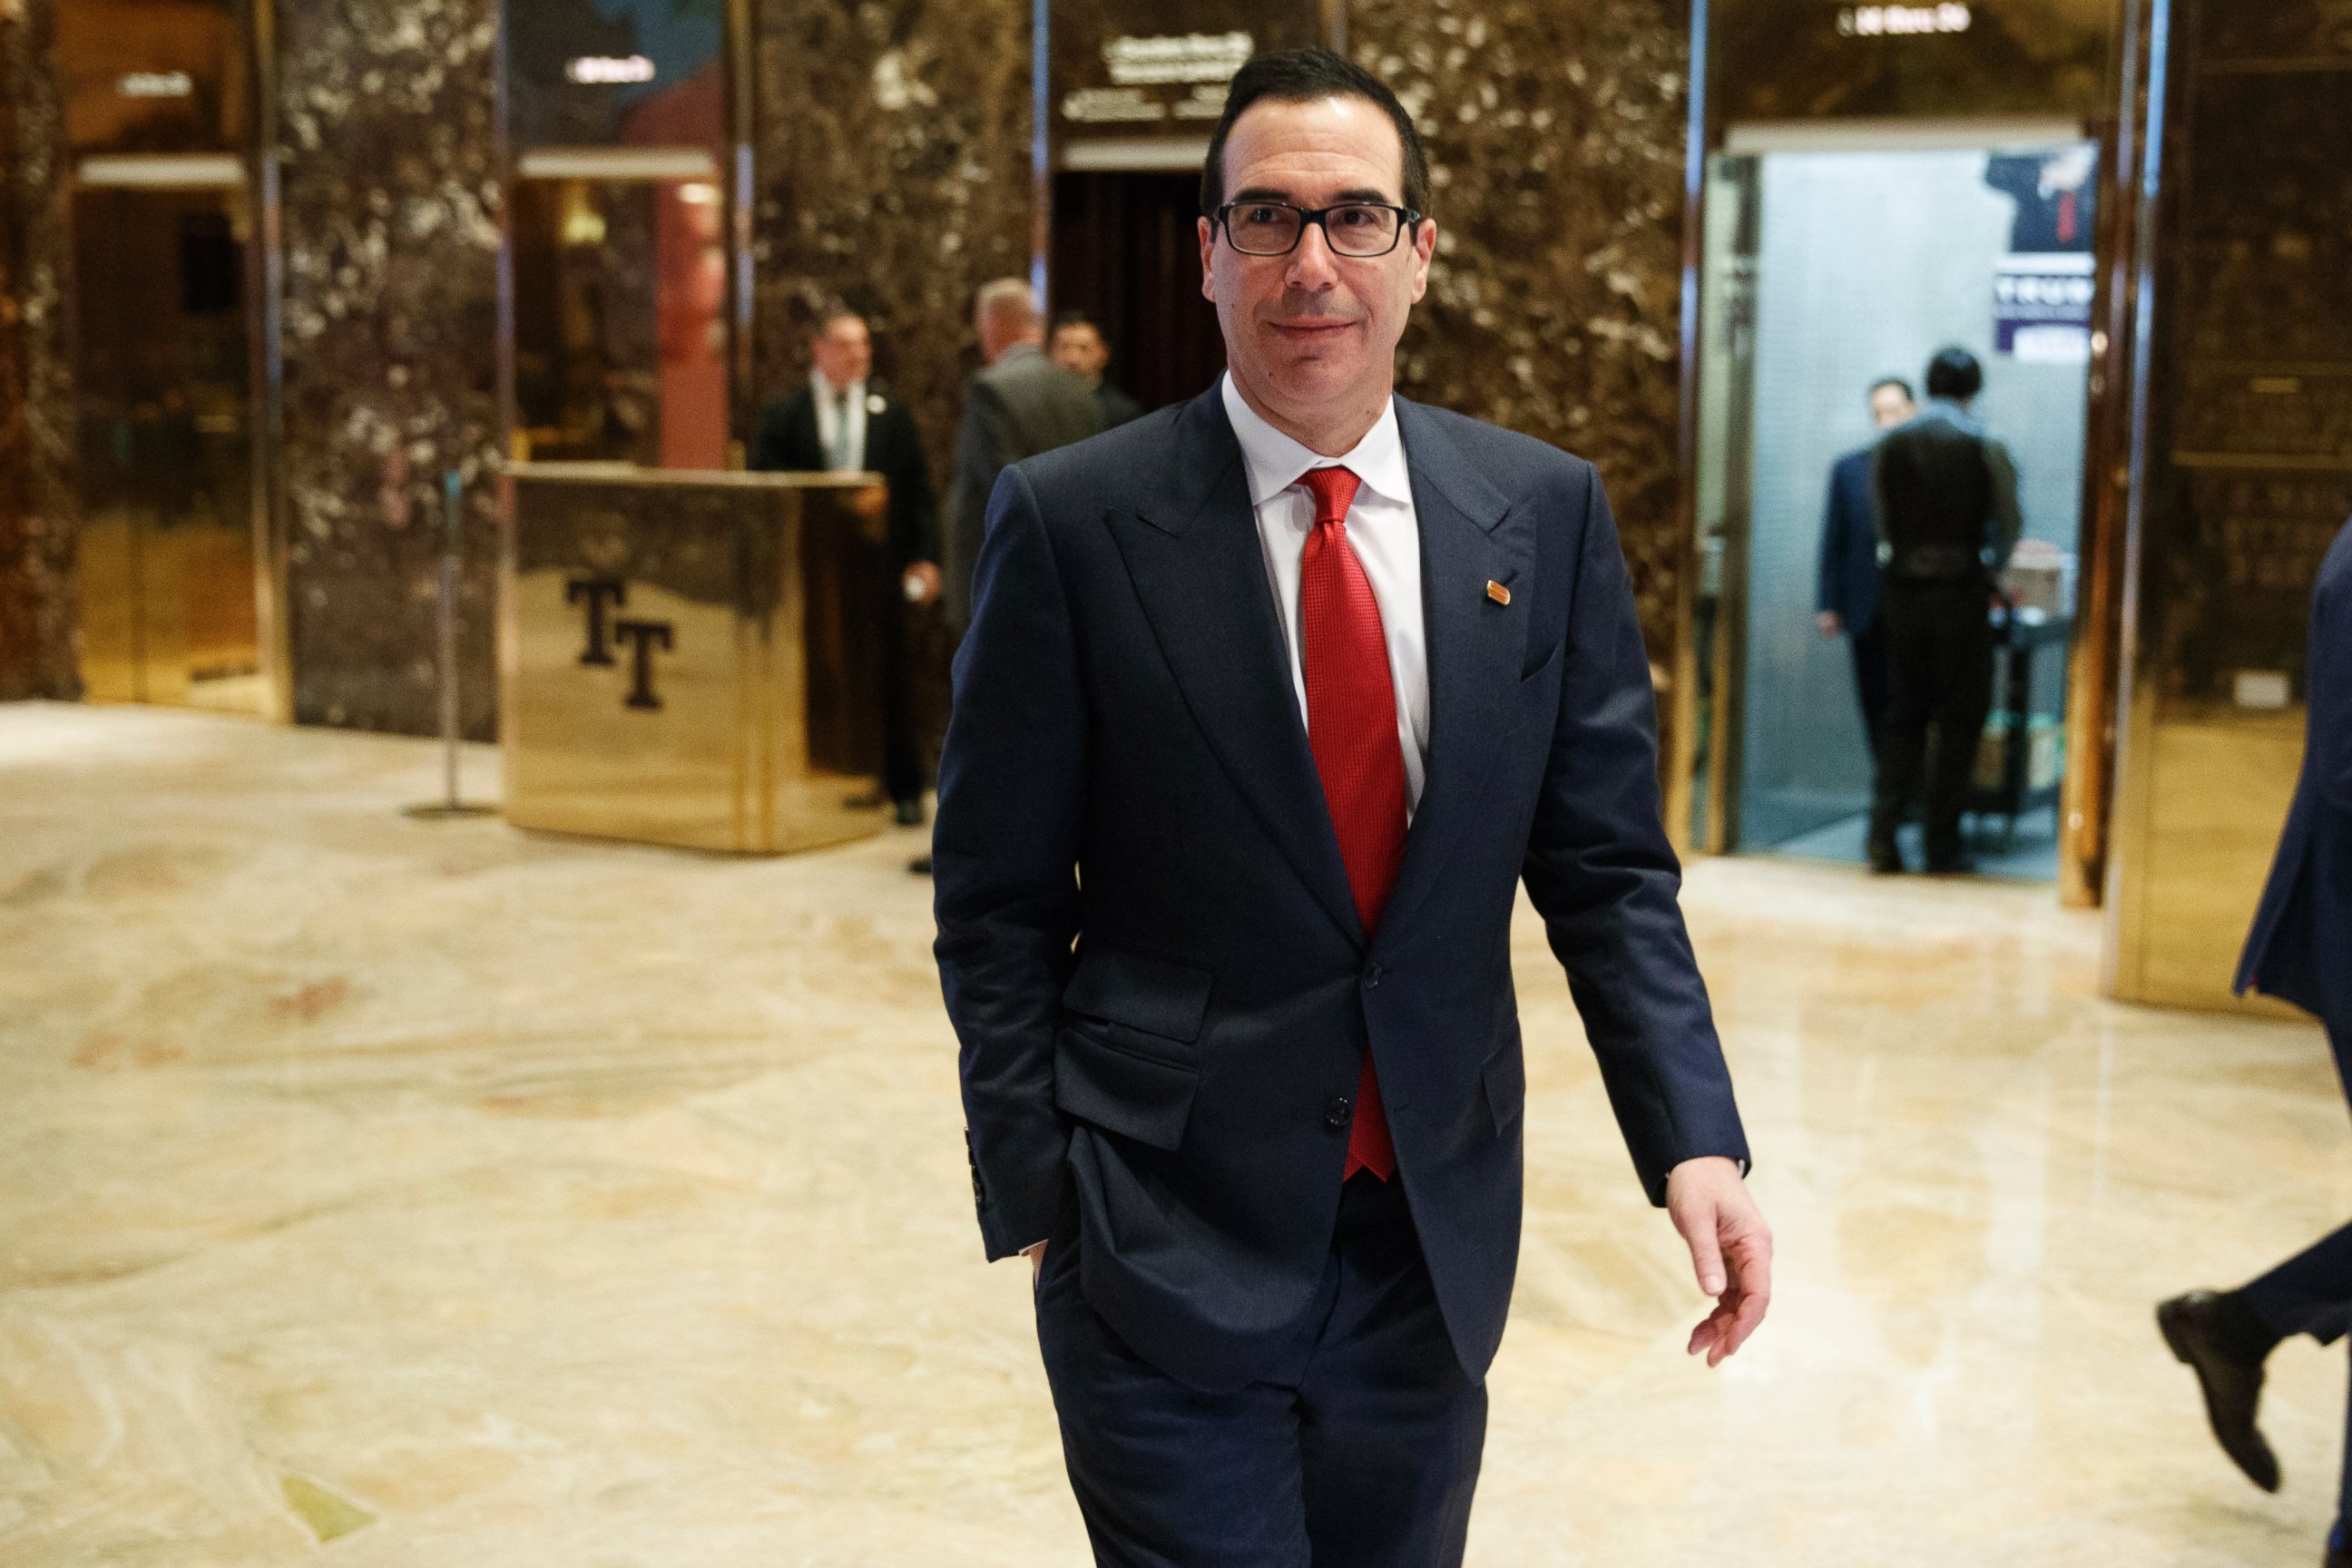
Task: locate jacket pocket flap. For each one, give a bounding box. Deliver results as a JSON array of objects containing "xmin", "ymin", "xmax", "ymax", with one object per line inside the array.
[
  {"xmin": 1054, "ymin": 1025, "xmax": 1200, "ymax": 1152},
  {"xmin": 1062, "ymin": 944, "xmax": 1213, "ymax": 1043}
]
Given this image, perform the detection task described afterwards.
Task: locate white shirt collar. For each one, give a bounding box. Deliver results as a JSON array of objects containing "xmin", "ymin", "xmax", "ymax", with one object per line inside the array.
[
  {"xmin": 1220, "ymin": 372, "xmax": 1411, "ymax": 512},
  {"xmin": 813, "ymin": 370, "xmax": 865, "ymax": 404}
]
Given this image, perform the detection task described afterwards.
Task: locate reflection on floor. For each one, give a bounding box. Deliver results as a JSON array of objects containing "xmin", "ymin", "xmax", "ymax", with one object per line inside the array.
[
  {"xmin": 2, "ymin": 704, "xmax": 2345, "ymax": 1565},
  {"xmin": 1772, "ymin": 804, "xmax": 2063, "ymax": 883}
]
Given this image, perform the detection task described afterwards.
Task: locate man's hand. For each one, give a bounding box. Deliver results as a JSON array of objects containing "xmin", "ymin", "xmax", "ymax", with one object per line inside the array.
[
  {"xmin": 1024, "ymin": 1239, "xmax": 1047, "ymax": 1287},
  {"xmin": 1665, "ymin": 1155, "xmax": 1771, "ymax": 1368},
  {"xmin": 904, "ymin": 560, "xmax": 943, "ymax": 605},
  {"xmin": 1816, "ymin": 610, "xmax": 1843, "ymax": 640}
]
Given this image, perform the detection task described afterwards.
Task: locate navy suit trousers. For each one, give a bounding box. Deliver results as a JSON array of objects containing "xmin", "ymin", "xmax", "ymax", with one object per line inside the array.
[
  {"xmin": 2242, "ymin": 1030, "xmax": 2352, "ymax": 1514},
  {"xmin": 1035, "ymin": 1173, "xmax": 1486, "ymax": 1567}
]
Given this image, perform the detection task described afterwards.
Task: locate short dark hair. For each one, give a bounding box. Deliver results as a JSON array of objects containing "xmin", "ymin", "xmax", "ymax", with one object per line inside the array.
[
  {"xmin": 1050, "ymin": 309, "xmax": 1102, "ymax": 338},
  {"xmin": 1924, "ymin": 348, "xmax": 1983, "ymax": 400},
  {"xmin": 1200, "ymin": 49, "xmax": 1430, "ymax": 221},
  {"xmin": 1868, "ymin": 376, "xmax": 1915, "ymax": 403}
]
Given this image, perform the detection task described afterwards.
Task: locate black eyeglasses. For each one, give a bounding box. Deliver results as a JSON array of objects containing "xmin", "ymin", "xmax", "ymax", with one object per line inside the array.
[{"xmin": 1211, "ymin": 201, "xmax": 1423, "ymax": 259}]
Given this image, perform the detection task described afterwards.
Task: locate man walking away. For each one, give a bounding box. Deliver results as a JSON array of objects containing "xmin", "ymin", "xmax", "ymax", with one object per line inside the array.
[
  {"xmin": 2159, "ymin": 515, "xmax": 2352, "ymax": 1568},
  {"xmin": 1866, "ymin": 347, "xmax": 2023, "ymax": 875}
]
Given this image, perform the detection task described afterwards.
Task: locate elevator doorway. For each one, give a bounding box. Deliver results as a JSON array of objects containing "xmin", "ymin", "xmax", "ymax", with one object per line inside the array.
[
  {"xmin": 1051, "ymin": 171, "xmax": 1225, "ymax": 416},
  {"xmin": 1688, "ymin": 133, "xmax": 2098, "ymax": 881},
  {"xmin": 72, "ymin": 168, "xmax": 265, "ymax": 713}
]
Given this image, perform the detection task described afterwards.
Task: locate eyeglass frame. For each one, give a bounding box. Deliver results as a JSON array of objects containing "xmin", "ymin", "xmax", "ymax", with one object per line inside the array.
[{"xmin": 1208, "ymin": 200, "xmax": 1426, "ymax": 259}]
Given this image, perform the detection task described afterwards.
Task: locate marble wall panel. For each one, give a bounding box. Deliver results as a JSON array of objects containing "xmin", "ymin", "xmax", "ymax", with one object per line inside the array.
[
  {"xmin": 0, "ymin": 0, "xmax": 81, "ymax": 702},
  {"xmin": 748, "ymin": 0, "xmax": 1036, "ymax": 493},
  {"xmin": 274, "ymin": 0, "xmax": 502, "ymax": 737},
  {"xmin": 1351, "ymin": 0, "xmax": 1690, "ymax": 664}
]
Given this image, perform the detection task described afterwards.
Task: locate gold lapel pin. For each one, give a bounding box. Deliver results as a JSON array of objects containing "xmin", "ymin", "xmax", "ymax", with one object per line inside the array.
[{"xmin": 1485, "ymin": 580, "xmax": 1512, "ymax": 606}]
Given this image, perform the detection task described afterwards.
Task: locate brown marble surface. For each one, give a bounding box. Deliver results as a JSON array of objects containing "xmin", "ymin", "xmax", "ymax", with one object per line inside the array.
[
  {"xmin": 1353, "ymin": 0, "xmax": 1690, "ymax": 662},
  {"xmin": 749, "ymin": 0, "xmax": 1036, "ymax": 495},
  {"xmin": 0, "ymin": 0, "xmax": 80, "ymax": 702},
  {"xmin": 275, "ymin": 0, "xmax": 502, "ymax": 739}
]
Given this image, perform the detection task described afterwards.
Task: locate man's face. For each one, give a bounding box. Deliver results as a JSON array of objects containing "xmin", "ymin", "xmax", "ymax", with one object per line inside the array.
[
  {"xmin": 1199, "ymin": 94, "xmax": 1435, "ymax": 433},
  {"xmin": 811, "ymin": 316, "xmax": 871, "ymax": 388},
  {"xmin": 1869, "ymin": 384, "xmax": 1916, "ymax": 430},
  {"xmin": 1051, "ymin": 323, "xmax": 1109, "ymax": 384}
]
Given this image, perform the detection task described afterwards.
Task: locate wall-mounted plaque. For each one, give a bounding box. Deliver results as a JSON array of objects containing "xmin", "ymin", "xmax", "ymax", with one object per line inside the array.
[
  {"xmin": 1710, "ymin": 0, "xmax": 2115, "ymax": 124},
  {"xmin": 55, "ymin": 0, "xmax": 248, "ymax": 156},
  {"xmin": 1049, "ymin": 0, "xmax": 1326, "ymax": 168},
  {"xmin": 505, "ymin": 0, "xmax": 723, "ymax": 152}
]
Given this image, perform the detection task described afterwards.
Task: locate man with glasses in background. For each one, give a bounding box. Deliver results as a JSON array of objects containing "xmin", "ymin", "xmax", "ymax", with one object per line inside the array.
[{"xmin": 936, "ymin": 48, "xmax": 1769, "ymax": 1564}]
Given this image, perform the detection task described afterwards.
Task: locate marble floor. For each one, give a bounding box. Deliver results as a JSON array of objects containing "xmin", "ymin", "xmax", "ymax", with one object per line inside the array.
[{"xmin": 3, "ymin": 702, "xmax": 2347, "ymax": 1566}]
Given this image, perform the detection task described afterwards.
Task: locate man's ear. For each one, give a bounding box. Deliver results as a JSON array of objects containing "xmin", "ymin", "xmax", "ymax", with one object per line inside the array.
[
  {"xmin": 1407, "ymin": 218, "xmax": 1437, "ymax": 304},
  {"xmin": 1198, "ymin": 216, "xmax": 1218, "ymax": 303}
]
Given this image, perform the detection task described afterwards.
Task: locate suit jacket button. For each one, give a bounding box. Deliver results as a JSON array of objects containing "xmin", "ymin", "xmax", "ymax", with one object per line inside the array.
[
  {"xmin": 1362, "ymin": 964, "xmax": 1383, "ymax": 989},
  {"xmin": 1323, "ymin": 1095, "xmax": 1352, "ymax": 1131}
]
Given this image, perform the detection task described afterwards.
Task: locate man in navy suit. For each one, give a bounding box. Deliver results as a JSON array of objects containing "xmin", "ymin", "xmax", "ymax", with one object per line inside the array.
[
  {"xmin": 936, "ymin": 49, "xmax": 1770, "ymax": 1565},
  {"xmin": 2159, "ymin": 515, "xmax": 2352, "ymax": 1568},
  {"xmin": 1816, "ymin": 377, "xmax": 1916, "ymax": 746}
]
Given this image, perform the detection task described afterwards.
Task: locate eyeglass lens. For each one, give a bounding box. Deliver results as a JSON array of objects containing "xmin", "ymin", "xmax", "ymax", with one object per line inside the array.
[{"xmin": 1226, "ymin": 204, "xmax": 1404, "ymax": 257}]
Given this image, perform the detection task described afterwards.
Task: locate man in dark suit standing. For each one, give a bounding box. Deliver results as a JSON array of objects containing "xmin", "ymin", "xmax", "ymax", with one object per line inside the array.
[
  {"xmin": 941, "ymin": 279, "xmax": 1102, "ymax": 634},
  {"xmin": 1817, "ymin": 377, "xmax": 1916, "ymax": 747},
  {"xmin": 2160, "ymin": 516, "xmax": 2352, "ymax": 1568},
  {"xmin": 1051, "ymin": 309, "xmax": 1149, "ymax": 429},
  {"xmin": 749, "ymin": 309, "xmax": 938, "ymax": 825},
  {"xmin": 936, "ymin": 50, "xmax": 1769, "ymax": 1565},
  {"xmin": 1865, "ymin": 347, "xmax": 2023, "ymax": 875}
]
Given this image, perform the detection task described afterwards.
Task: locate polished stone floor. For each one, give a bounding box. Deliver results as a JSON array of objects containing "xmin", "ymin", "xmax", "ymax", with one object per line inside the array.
[{"xmin": 3, "ymin": 701, "xmax": 2347, "ymax": 1565}]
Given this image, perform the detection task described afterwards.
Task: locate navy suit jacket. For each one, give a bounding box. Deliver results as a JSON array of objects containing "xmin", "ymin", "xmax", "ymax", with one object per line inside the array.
[
  {"xmin": 935, "ymin": 386, "xmax": 1749, "ymax": 1394},
  {"xmin": 2237, "ymin": 518, "xmax": 2352, "ymax": 1043},
  {"xmin": 1817, "ymin": 446, "xmax": 1883, "ymax": 636}
]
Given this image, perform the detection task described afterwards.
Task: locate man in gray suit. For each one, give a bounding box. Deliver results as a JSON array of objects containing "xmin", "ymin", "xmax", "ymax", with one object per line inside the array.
[
  {"xmin": 915, "ymin": 279, "xmax": 1102, "ymax": 876},
  {"xmin": 944, "ymin": 279, "xmax": 1103, "ymax": 632}
]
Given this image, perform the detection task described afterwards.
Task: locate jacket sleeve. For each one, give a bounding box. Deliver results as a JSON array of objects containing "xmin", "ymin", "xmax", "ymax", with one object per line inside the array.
[
  {"xmin": 1520, "ymin": 465, "xmax": 1750, "ymax": 1205},
  {"xmin": 2316, "ymin": 532, "xmax": 2352, "ymax": 812},
  {"xmin": 1983, "ymin": 438, "xmax": 2024, "ymax": 570},
  {"xmin": 933, "ymin": 464, "xmax": 1087, "ymax": 1259},
  {"xmin": 885, "ymin": 405, "xmax": 939, "ymax": 566},
  {"xmin": 748, "ymin": 398, "xmax": 789, "ymax": 473},
  {"xmin": 1817, "ymin": 465, "xmax": 1847, "ymax": 618}
]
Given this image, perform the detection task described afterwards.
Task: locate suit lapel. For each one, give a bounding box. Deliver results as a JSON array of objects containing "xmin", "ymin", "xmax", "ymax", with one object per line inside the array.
[
  {"xmin": 1380, "ymin": 399, "xmax": 1528, "ymax": 938},
  {"xmin": 1104, "ymin": 389, "xmax": 1367, "ymax": 946}
]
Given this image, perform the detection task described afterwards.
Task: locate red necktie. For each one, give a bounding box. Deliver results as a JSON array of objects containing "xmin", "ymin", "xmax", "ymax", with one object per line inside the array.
[{"xmin": 1297, "ymin": 466, "xmax": 1402, "ymax": 1182}]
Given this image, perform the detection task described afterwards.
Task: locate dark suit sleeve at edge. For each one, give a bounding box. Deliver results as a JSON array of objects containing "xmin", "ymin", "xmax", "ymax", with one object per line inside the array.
[
  {"xmin": 1817, "ymin": 465, "xmax": 1847, "ymax": 619},
  {"xmin": 934, "ymin": 464, "xmax": 1086, "ymax": 1259},
  {"xmin": 1519, "ymin": 465, "xmax": 1751, "ymax": 1205},
  {"xmin": 2316, "ymin": 538, "xmax": 2352, "ymax": 811}
]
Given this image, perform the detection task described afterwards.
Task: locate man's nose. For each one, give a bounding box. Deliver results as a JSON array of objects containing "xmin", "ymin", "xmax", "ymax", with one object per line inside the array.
[{"xmin": 1285, "ymin": 220, "xmax": 1341, "ymax": 289}]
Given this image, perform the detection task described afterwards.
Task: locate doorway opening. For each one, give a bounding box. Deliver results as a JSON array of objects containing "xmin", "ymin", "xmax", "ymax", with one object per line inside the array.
[
  {"xmin": 1689, "ymin": 134, "xmax": 2097, "ymax": 883},
  {"xmin": 72, "ymin": 168, "xmax": 264, "ymax": 714},
  {"xmin": 1050, "ymin": 171, "xmax": 1225, "ymax": 416}
]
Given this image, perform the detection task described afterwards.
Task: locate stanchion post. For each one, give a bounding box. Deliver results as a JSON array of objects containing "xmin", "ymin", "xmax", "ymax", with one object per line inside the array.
[{"xmin": 405, "ymin": 468, "xmax": 498, "ymax": 821}]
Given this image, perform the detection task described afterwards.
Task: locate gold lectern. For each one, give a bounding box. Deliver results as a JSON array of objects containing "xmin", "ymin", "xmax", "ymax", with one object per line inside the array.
[{"xmin": 499, "ymin": 465, "xmax": 894, "ymax": 854}]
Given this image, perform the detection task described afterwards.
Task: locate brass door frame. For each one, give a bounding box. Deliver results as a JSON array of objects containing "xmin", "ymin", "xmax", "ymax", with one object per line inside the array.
[{"xmin": 1668, "ymin": 0, "xmax": 2147, "ymax": 906}]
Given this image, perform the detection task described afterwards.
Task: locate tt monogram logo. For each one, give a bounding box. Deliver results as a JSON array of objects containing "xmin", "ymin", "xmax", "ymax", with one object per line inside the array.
[
  {"xmin": 612, "ymin": 620, "xmax": 673, "ymax": 710},
  {"xmin": 565, "ymin": 576, "xmax": 626, "ymax": 666},
  {"xmin": 568, "ymin": 576, "xmax": 673, "ymax": 711}
]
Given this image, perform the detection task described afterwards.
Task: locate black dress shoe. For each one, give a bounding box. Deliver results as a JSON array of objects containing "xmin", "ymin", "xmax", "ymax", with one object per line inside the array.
[
  {"xmin": 1867, "ymin": 846, "xmax": 1906, "ymax": 876},
  {"xmin": 907, "ymin": 855, "xmax": 933, "ymax": 877},
  {"xmin": 893, "ymin": 798, "xmax": 925, "ymax": 827},
  {"xmin": 2158, "ymin": 1291, "xmax": 2281, "ymax": 1492}
]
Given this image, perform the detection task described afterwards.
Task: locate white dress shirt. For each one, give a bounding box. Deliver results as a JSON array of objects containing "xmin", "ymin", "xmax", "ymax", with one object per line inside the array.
[
  {"xmin": 811, "ymin": 372, "xmax": 868, "ymax": 472},
  {"xmin": 1220, "ymin": 372, "xmax": 1428, "ymax": 815}
]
